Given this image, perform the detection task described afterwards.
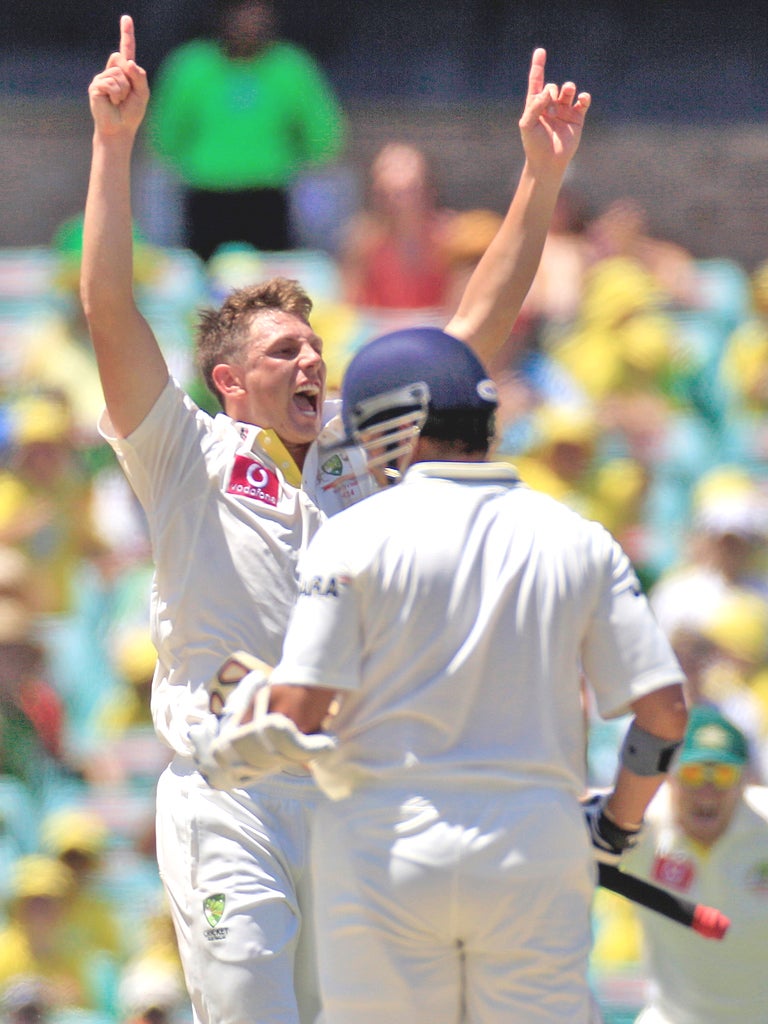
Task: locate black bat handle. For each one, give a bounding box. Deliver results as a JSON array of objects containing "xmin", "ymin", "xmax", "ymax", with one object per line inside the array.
[{"xmin": 597, "ymin": 862, "xmax": 729, "ymax": 940}]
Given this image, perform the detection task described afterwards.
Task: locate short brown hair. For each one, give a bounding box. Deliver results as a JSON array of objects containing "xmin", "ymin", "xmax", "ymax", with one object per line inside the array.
[{"xmin": 196, "ymin": 277, "xmax": 314, "ymax": 404}]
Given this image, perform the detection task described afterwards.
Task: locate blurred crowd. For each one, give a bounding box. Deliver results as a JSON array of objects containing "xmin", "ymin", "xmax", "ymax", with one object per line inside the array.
[{"xmin": 3, "ymin": 135, "xmax": 768, "ymax": 1021}]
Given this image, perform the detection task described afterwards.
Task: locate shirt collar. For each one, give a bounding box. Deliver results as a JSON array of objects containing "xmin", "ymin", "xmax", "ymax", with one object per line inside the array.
[
  {"xmin": 403, "ymin": 461, "xmax": 521, "ymax": 485},
  {"xmin": 234, "ymin": 422, "xmax": 303, "ymax": 487}
]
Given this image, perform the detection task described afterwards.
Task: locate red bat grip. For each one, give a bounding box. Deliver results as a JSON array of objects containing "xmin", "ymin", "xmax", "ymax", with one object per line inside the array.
[
  {"xmin": 691, "ymin": 904, "xmax": 730, "ymax": 940},
  {"xmin": 597, "ymin": 863, "xmax": 730, "ymax": 940}
]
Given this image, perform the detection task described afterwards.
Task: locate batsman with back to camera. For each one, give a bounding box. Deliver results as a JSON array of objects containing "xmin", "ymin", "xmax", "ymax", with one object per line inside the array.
[
  {"xmin": 81, "ymin": 12, "xmax": 590, "ymax": 1024},
  {"xmin": 201, "ymin": 329, "xmax": 689, "ymax": 1024}
]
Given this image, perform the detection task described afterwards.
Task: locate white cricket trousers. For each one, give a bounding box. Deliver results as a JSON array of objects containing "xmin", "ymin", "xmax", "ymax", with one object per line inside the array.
[
  {"xmin": 156, "ymin": 756, "xmax": 323, "ymax": 1024},
  {"xmin": 311, "ymin": 780, "xmax": 595, "ymax": 1024}
]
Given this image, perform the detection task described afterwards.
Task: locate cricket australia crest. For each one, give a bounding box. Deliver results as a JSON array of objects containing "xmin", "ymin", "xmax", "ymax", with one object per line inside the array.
[{"xmin": 203, "ymin": 894, "xmax": 228, "ymax": 940}]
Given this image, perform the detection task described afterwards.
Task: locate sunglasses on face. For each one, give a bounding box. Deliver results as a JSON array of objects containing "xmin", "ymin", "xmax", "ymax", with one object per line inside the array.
[{"xmin": 677, "ymin": 762, "xmax": 743, "ymax": 790}]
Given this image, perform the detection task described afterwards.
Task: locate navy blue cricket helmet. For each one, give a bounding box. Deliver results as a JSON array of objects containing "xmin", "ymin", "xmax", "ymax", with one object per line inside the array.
[{"xmin": 341, "ymin": 327, "xmax": 498, "ymax": 449}]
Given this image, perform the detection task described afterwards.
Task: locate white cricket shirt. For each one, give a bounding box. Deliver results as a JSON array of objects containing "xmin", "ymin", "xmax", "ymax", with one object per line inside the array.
[
  {"xmin": 626, "ymin": 785, "xmax": 768, "ymax": 1024},
  {"xmin": 101, "ymin": 377, "xmax": 326, "ymax": 755},
  {"xmin": 271, "ymin": 461, "xmax": 685, "ymax": 797}
]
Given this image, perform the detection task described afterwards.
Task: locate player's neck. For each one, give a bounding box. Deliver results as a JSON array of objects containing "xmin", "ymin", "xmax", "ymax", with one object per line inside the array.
[{"xmin": 282, "ymin": 439, "xmax": 311, "ymax": 472}]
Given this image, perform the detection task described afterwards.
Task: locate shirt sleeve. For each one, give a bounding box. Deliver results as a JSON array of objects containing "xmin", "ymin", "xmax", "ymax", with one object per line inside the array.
[
  {"xmin": 99, "ymin": 377, "xmax": 213, "ymax": 516},
  {"xmin": 271, "ymin": 516, "xmax": 362, "ymax": 692},
  {"xmin": 581, "ymin": 535, "xmax": 685, "ymax": 719}
]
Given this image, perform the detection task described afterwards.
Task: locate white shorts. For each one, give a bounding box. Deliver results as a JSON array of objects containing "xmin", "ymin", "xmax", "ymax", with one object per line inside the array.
[
  {"xmin": 311, "ymin": 781, "xmax": 594, "ymax": 1024},
  {"xmin": 156, "ymin": 756, "xmax": 322, "ymax": 1024}
]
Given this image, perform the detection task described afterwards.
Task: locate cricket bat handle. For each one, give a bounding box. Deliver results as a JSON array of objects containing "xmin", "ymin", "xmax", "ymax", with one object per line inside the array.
[{"xmin": 597, "ymin": 863, "xmax": 730, "ymax": 940}]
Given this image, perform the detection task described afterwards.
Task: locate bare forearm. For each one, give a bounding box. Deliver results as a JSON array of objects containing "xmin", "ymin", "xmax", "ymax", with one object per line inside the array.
[
  {"xmin": 605, "ymin": 683, "xmax": 688, "ymax": 828},
  {"xmin": 80, "ymin": 16, "xmax": 168, "ymax": 435},
  {"xmin": 445, "ymin": 161, "xmax": 563, "ymax": 363},
  {"xmin": 445, "ymin": 48, "xmax": 590, "ymax": 366},
  {"xmin": 81, "ymin": 133, "xmax": 138, "ymax": 326},
  {"xmin": 605, "ymin": 767, "xmax": 669, "ymax": 830},
  {"xmin": 269, "ymin": 684, "xmax": 337, "ymax": 735},
  {"xmin": 81, "ymin": 133, "xmax": 166, "ymax": 431}
]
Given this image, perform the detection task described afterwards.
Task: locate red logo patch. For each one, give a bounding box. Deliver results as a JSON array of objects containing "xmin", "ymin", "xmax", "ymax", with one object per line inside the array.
[
  {"xmin": 652, "ymin": 853, "xmax": 695, "ymax": 892},
  {"xmin": 227, "ymin": 455, "xmax": 279, "ymax": 507}
]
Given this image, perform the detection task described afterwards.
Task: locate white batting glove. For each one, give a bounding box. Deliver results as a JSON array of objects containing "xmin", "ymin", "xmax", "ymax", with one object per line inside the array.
[
  {"xmin": 190, "ymin": 652, "xmax": 337, "ymax": 790},
  {"xmin": 190, "ymin": 711, "xmax": 337, "ymax": 791},
  {"xmin": 582, "ymin": 792, "xmax": 642, "ymax": 866},
  {"xmin": 188, "ymin": 714, "xmax": 260, "ymax": 790},
  {"xmin": 205, "ymin": 650, "xmax": 274, "ymax": 717}
]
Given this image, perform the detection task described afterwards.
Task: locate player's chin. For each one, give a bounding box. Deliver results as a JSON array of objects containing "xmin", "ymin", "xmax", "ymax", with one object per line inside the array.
[
  {"xmin": 286, "ymin": 410, "xmax": 323, "ymax": 444},
  {"xmin": 688, "ymin": 810, "xmax": 724, "ymax": 839}
]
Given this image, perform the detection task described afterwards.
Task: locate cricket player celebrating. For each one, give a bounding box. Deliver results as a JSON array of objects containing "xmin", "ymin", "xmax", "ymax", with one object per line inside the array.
[
  {"xmin": 82, "ymin": 13, "xmax": 590, "ymax": 1024},
  {"xmin": 197, "ymin": 329, "xmax": 688, "ymax": 1023}
]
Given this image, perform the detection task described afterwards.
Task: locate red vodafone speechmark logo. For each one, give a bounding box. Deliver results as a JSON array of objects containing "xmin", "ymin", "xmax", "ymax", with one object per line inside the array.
[
  {"xmin": 246, "ymin": 462, "xmax": 270, "ymax": 490},
  {"xmin": 227, "ymin": 455, "xmax": 280, "ymax": 507},
  {"xmin": 652, "ymin": 854, "xmax": 695, "ymax": 893}
]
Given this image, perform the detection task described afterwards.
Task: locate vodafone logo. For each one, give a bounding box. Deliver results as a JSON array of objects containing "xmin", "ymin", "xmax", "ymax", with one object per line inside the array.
[
  {"xmin": 246, "ymin": 462, "xmax": 271, "ymax": 490},
  {"xmin": 652, "ymin": 854, "xmax": 695, "ymax": 893},
  {"xmin": 227, "ymin": 455, "xmax": 280, "ymax": 507}
]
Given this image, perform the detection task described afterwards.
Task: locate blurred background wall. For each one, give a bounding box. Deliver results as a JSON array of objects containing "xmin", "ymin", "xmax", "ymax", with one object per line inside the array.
[{"xmin": 2, "ymin": 0, "xmax": 768, "ymax": 265}]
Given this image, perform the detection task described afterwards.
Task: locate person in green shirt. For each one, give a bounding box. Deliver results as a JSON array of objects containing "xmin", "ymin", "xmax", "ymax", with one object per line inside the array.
[{"xmin": 148, "ymin": 0, "xmax": 346, "ymax": 260}]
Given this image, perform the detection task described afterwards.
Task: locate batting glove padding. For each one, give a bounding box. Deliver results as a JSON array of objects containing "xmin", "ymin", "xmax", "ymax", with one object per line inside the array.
[
  {"xmin": 582, "ymin": 792, "xmax": 642, "ymax": 866},
  {"xmin": 205, "ymin": 650, "xmax": 275, "ymax": 717},
  {"xmin": 190, "ymin": 663, "xmax": 337, "ymax": 790}
]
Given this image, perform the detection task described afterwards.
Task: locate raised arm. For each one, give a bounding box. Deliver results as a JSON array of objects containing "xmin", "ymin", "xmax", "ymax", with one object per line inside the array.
[
  {"xmin": 445, "ymin": 48, "xmax": 591, "ymax": 364},
  {"xmin": 80, "ymin": 14, "xmax": 169, "ymax": 437}
]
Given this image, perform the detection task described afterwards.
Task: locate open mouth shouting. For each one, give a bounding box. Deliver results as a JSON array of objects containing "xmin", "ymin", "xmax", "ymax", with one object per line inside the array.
[
  {"xmin": 294, "ymin": 383, "xmax": 321, "ymax": 416},
  {"xmin": 689, "ymin": 799, "xmax": 720, "ymax": 823}
]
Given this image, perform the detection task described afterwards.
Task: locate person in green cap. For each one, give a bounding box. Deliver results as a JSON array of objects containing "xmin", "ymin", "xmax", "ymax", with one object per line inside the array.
[{"xmin": 605, "ymin": 704, "xmax": 768, "ymax": 1024}]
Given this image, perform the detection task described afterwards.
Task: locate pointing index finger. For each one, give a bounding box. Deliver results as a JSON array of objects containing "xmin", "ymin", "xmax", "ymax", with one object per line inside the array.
[
  {"xmin": 120, "ymin": 13, "xmax": 136, "ymax": 63},
  {"xmin": 527, "ymin": 47, "xmax": 546, "ymax": 98}
]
